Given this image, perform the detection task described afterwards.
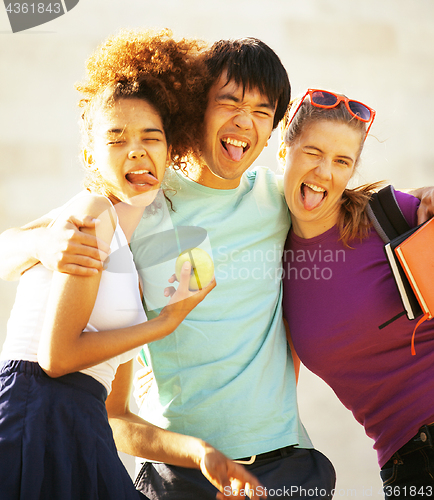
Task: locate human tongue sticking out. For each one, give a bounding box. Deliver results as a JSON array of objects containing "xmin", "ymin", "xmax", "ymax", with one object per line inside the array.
[
  {"xmin": 301, "ymin": 183, "xmax": 326, "ymax": 211},
  {"xmin": 224, "ymin": 143, "xmax": 244, "ymax": 162},
  {"xmin": 126, "ymin": 171, "xmax": 159, "ymax": 186}
]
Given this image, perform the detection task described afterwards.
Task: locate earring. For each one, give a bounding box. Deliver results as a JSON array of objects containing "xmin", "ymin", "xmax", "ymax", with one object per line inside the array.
[
  {"xmin": 84, "ymin": 151, "xmax": 97, "ymax": 171},
  {"xmin": 278, "ymin": 143, "xmax": 286, "ymax": 166}
]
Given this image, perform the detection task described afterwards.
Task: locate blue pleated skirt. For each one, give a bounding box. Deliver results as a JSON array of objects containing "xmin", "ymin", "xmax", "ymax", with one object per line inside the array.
[{"xmin": 0, "ymin": 360, "xmax": 147, "ymax": 500}]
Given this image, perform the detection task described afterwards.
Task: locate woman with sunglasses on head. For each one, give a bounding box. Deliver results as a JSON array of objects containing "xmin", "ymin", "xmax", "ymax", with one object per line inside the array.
[{"xmin": 280, "ymin": 90, "xmax": 434, "ymax": 498}]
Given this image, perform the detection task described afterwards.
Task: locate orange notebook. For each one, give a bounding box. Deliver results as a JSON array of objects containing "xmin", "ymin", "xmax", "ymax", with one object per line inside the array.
[{"xmin": 395, "ymin": 217, "xmax": 434, "ymax": 353}]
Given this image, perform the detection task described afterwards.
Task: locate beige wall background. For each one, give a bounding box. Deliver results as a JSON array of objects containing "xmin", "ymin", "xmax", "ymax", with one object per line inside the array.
[{"xmin": 1, "ymin": 0, "xmax": 433, "ymax": 495}]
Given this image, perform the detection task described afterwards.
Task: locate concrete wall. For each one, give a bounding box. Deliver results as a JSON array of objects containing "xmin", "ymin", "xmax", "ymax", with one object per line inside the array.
[{"xmin": 1, "ymin": 0, "xmax": 433, "ymax": 495}]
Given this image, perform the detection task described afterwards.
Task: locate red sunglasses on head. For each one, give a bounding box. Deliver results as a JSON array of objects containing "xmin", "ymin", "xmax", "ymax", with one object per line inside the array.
[{"xmin": 287, "ymin": 89, "xmax": 376, "ymax": 140}]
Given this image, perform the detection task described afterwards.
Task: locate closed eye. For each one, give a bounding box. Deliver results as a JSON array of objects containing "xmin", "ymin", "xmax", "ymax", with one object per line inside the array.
[
  {"xmin": 303, "ymin": 146, "xmax": 321, "ymax": 156},
  {"xmin": 254, "ymin": 110, "xmax": 273, "ymax": 118},
  {"xmin": 219, "ymin": 102, "xmax": 238, "ymax": 111},
  {"xmin": 142, "ymin": 130, "xmax": 165, "ymax": 142}
]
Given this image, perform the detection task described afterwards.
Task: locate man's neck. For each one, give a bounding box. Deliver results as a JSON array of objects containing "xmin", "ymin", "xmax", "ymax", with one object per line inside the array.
[{"xmin": 183, "ymin": 161, "xmax": 242, "ymax": 190}]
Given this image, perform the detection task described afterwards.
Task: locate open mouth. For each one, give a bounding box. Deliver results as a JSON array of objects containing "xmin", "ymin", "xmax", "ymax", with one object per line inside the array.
[
  {"xmin": 125, "ymin": 169, "xmax": 159, "ymax": 187},
  {"xmin": 300, "ymin": 182, "xmax": 327, "ymax": 211},
  {"xmin": 221, "ymin": 137, "xmax": 250, "ymax": 162}
]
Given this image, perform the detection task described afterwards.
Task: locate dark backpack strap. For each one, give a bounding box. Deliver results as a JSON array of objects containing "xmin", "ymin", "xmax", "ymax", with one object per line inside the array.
[
  {"xmin": 368, "ymin": 185, "xmax": 420, "ymax": 325},
  {"xmin": 367, "ymin": 185, "xmax": 411, "ymax": 242}
]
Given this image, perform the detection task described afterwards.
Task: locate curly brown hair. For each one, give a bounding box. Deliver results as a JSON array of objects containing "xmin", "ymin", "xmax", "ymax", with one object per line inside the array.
[{"xmin": 76, "ymin": 28, "xmax": 209, "ymax": 194}]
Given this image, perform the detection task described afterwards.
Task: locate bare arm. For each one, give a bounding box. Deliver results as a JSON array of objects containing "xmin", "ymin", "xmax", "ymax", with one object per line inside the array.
[
  {"xmin": 0, "ymin": 214, "xmax": 109, "ymax": 281},
  {"xmin": 0, "ymin": 216, "xmax": 51, "ymax": 281},
  {"xmin": 37, "ymin": 194, "xmax": 216, "ymax": 377},
  {"xmin": 106, "ymin": 361, "xmax": 265, "ymax": 500}
]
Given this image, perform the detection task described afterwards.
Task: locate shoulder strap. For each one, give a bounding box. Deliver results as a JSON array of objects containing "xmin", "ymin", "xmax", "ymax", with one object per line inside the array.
[
  {"xmin": 367, "ymin": 185, "xmax": 411, "ymax": 242},
  {"xmin": 368, "ymin": 185, "xmax": 422, "ymax": 326}
]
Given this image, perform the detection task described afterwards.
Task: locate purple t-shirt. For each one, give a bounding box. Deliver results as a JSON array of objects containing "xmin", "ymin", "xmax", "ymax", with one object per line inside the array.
[{"xmin": 282, "ymin": 190, "xmax": 434, "ymax": 467}]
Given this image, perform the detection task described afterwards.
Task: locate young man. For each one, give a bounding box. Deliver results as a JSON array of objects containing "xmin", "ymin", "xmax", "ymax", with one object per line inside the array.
[{"xmin": 126, "ymin": 38, "xmax": 336, "ymax": 498}]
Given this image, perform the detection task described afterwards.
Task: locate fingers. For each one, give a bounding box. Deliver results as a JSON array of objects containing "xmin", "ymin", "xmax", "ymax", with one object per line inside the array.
[
  {"xmin": 52, "ymin": 244, "xmax": 107, "ymax": 274},
  {"xmin": 413, "ymin": 186, "xmax": 434, "ymax": 224},
  {"xmin": 224, "ymin": 462, "xmax": 266, "ymax": 499},
  {"xmin": 181, "ymin": 276, "xmax": 217, "ymax": 303},
  {"xmin": 133, "ymin": 377, "xmax": 153, "ymax": 407},
  {"xmin": 135, "ymin": 367, "xmax": 153, "ymax": 381},
  {"xmin": 195, "ymin": 276, "xmax": 217, "ymax": 296},
  {"xmin": 63, "ymin": 243, "xmax": 107, "ymax": 264},
  {"xmin": 69, "ymin": 214, "xmax": 99, "ymax": 229},
  {"xmin": 165, "ymin": 262, "xmax": 192, "ymax": 302},
  {"xmin": 70, "ymin": 230, "xmax": 110, "ymax": 261},
  {"xmin": 166, "ymin": 269, "xmax": 215, "ymax": 296},
  {"xmin": 58, "ymin": 263, "xmax": 101, "ymax": 276},
  {"xmin": 133, "ymin": 366, "xmax": 154, "ymax": 408},
  {"xmin": 417, "ymin": 205, "xmax": 433, "ymax": 225},
  {"xmin": 177, "ymin": 262, "xmax": 193, "ymax": 293},
  {"xmin": 137, "ymin": 353, "xmax": 146, "ymax": 368},
  {"xmin": 200, "ymin": 449, "xmax": 265, "ymax": 500},
  {"xmin": 65, "ymin": 216, "xmax": 111, "ymax": 256},
  {"xmin": 166, "ymin": 275, "xmax": 216, "ymax": 308},
  {"xmin": 52, "ymin": 219, "xmax": 110, "ymax": 273},
  {"xmin": 164, "ymin": 286, "xmax": 176, "ymax": 298},
  {"xmin": 34, "ymin": 213, "xmax": 112, "ymax": 276}
]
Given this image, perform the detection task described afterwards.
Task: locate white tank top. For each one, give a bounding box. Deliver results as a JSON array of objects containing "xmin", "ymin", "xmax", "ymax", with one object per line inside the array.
[{"xmin": 1, "ymin": 195, "xmax": 147, "ymax": 393}]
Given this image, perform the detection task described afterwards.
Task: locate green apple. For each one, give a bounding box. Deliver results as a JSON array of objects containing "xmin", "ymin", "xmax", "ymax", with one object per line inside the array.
[{"xmin": 175, "ymin": 248, "xmax": 214, "ymax": 290}]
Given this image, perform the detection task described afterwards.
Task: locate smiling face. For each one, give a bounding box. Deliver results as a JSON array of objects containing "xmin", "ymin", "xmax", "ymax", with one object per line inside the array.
[
  {"xmin": 87, "ymin": 98, "xmax": 169, "ymax": 206},
  {"xmin": 284, "ymin": 119, "xmax": 363, "ymax": 238},
  {"xmin": 199, "ymin": 73, "xmax": 276, "ymax": 189}
]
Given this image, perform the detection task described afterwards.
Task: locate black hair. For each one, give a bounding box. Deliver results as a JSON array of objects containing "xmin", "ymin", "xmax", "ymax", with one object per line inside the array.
[{"xmin": 204, "ymin": 38, "xmax": 290, "ymax": 129}]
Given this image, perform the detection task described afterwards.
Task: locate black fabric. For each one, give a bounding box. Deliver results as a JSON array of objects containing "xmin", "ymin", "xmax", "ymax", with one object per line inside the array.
[
  {"xmin": 368, "ymin": 185, "xmax": 411, "ymax": 243},
  {"xmin": 136, "ymin": 448, "xmax": 336, "ymax": 499}
]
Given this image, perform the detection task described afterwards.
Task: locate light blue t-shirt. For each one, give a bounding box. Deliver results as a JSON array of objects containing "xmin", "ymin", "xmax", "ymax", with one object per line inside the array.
[{"xmin": 130, "ymin": 166, "xmax": 312, "ymax": 459}]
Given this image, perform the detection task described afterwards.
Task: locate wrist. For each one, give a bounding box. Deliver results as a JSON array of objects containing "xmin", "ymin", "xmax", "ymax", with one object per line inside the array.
[
  {"xmin": 147, "ymin": 311, "xmax": 180, "ymax": 343},
  {"xmin": 156, "ymin": 306, "xmax": 182, "ymax": 336},
  {"xmin": 189, "ymin": 438, "xmax": 213, "ymax": 470}
]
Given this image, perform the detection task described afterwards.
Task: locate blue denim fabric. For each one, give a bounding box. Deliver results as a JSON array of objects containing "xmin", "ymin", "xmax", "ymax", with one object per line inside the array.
[{"xmin": 380, "ymin": 424, "xmax": 434, "ymax": 499}]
